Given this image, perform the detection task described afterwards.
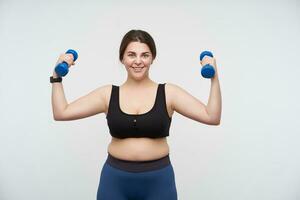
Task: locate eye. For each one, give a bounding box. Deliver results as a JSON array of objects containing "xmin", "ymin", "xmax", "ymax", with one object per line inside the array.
[{"xmin": 143, "ymin": 54, "xmax": 149, "ymax": 58}]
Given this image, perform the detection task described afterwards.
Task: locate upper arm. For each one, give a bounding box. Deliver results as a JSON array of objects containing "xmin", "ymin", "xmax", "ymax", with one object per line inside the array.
[
  {"xmin": 168, "ymin": 83, "xmax": 218, "ymax": 125},
  {"xmin": 55, "ymin": 84, "xmax": 110, "ymax": 121}
]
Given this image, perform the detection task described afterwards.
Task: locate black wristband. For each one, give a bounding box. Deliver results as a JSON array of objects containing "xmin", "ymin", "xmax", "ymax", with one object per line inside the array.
[{"xmin": 50, "ymin": 76, "xmax": 62, "ymax": 83}]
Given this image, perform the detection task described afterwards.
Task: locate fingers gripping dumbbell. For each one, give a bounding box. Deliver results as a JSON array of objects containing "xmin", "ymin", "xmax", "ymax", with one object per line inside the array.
[
  {"xmin": 55, "ymin": 49, "xmax": 78, "ymax": 77},
  {"xmin": 199, "ymin": 51, "xmax": 215, "ymax": 79}
]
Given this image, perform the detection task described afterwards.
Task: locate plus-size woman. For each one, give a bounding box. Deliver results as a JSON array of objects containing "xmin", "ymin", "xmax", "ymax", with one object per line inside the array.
[{"xmin": 51, "ymin": 29, "xmax": 222, "ymax": 200}]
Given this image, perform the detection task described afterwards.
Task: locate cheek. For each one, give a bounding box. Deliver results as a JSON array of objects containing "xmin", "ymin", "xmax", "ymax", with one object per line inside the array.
[
  {"xmin": 143, "ymin": 59, "xmax": 152, "ymax": 65},
  {"xmin": 122, "ymin": 59, "xmax": 133, "ymax": 66}
]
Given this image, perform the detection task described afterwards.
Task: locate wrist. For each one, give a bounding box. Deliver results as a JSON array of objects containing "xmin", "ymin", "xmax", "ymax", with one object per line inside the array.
[
  {"xmin": 50, "ymin": 75, "xmax": 62, "ymax": 83},
  {"xmin": 52, "ymin": 71, "xmax": 59, "ymax": 78},
  {"xmin": 211, "ymin": 71, "xmax": 219, "ymax": 80}
]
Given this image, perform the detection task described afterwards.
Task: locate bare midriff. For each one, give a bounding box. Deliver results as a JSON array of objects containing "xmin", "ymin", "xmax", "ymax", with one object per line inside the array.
[
  {"xmin": 108, "ymin": 137, "xmax": 170, "ymax": 161},
  {"xmin": 105, "ymin": 83, "xmax": 173, "ymax": 161}
]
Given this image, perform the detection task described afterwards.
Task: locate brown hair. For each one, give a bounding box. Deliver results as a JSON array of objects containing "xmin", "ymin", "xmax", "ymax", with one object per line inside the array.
[{"xmin": 119, "ymin": 29, "xmax": 157, "ymax": 62}]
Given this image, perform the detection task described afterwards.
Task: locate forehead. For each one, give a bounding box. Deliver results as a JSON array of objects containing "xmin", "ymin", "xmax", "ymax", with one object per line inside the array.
[{"xmin": 125, "ymin": 41, "xmax": 151, "ymax": 53}]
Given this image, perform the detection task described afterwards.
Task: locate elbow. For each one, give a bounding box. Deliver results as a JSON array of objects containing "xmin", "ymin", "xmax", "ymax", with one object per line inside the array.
[
  {"xmin": 53, "ymin": 116, "xmax": 61, "ymax": 121},
  {"xmin": 53, "ymin": 113, "xmax": 64, "ymax": 121},
  {"xmin": 53, "ymin": 117, "xmax": 61, "ymax": 121},
  {"xmin": 52, "ymin": 105, "xmax": 68, "ymax": 121},
  {"xmin": 215, "ymin": 118, "xmax": 221, "ymax": 125},
  {"xmin": 53, "ymin": 107, "xmax": 68, "ymax": 121},
  {"xmin": 212, "ymin": 120, "xmax": 221, "ymax": 126},
  {"xmin": 205, "ymin": 109, "xmax": 221, "ymax": 126},
  {"xmin": 209, "ymin": 117, "xmax": 221, "ymax": 126},
  {"xmin": 206, "ymin": 120, "xmax": 220, "ymax": 126}
]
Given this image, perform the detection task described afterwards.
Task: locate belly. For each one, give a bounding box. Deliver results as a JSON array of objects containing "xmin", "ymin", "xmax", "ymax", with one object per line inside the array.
[{"xmin": 108, "ymin": 137, "xmax": 170, "ymax": 161}]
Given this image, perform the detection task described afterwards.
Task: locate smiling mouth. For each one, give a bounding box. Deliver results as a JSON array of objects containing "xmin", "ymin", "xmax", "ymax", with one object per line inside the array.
[{"xmin": 131, "ymin": 66, "xmax": 145, "ymax": 72}]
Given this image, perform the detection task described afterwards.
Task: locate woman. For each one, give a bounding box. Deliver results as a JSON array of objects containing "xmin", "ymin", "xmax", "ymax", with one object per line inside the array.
[{"xmin": 51, "ymin": 29, "xmax": 222, "ymax": 200}]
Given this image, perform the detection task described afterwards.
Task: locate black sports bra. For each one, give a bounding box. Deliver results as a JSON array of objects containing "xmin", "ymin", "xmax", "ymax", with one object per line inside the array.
[{"xmin": 106, "ymin": 83, "xmax": 172, "ymax": 139}]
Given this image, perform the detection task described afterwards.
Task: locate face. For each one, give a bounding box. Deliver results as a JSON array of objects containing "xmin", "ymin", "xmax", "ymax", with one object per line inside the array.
[{"xmin": 121, "ymin": 41, "xmax": 153, "ymax": 79}]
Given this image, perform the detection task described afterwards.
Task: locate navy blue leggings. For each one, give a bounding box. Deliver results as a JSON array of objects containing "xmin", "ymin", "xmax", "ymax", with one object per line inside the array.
[{"xmin": 97, "ymin": 153, "xmax": 178, "ymax": 200}]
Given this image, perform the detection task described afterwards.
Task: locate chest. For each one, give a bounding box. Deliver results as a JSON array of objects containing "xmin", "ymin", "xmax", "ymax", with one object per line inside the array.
[{"xmin": 104, "ymin": 85, "xmax": 173, "ymax": 118}]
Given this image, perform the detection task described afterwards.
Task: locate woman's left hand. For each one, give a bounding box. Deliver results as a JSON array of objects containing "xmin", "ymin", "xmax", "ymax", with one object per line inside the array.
[{"xmin": 200, "ymin": 56, "xmax": 218, "ymax": 75}]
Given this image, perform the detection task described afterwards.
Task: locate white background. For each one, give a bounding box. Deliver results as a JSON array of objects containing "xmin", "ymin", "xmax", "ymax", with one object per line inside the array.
[{"xmin": 0, "ymin": 0, "xmax": 299, "ymax": 199}]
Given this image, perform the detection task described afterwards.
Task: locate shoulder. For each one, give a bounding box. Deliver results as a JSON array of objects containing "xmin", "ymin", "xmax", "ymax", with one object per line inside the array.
[
  {"xmin": 164, "ymin": 82, "xmax": 179, "ymax": 88},
  {"xmin": 98, "ymin": 84, "xmax": 113, "ymax": 95},
  {"xmin": 94, "ymin": 84, "xmax": 112, "ymax": 93},
  {"xmin": 164, "ymin": 82, "xmax": 184, "ymax": 105},
  {"xmin": 86, "ymin": 84, "xmax": 112, "ymax": 102},
  {"xmin": 164, "ymin": 82, "xmax": 192, "ymax": 102},
  {"xmin": 164, "ymin": 82, "xmax": 184, "ymax": 95},
  {"xmin": 100, "ymin": 84, "xmax": 113, "ymax": 91},
  {"xmin": 98, "ymin": 84, "xmax": 115, "ymax": 102}
]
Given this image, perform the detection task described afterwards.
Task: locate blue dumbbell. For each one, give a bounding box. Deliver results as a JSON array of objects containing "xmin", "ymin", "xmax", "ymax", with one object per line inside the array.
[
  {"xmin": 199, "ymin": 51, "xmax": 215, "ymax": 78},
  {"xmin": 55, "ymin": 49, "xmax": 78, "ymax": 77}
]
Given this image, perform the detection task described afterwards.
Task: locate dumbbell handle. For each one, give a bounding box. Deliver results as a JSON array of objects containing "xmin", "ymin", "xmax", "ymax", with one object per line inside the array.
[
  {"xmin": 199, "ymin": 51, "xmax": 215, "ymax": 79},
  {"xmin": 55, "ymin": 49, "xmax": 78, "ymax": 77}
]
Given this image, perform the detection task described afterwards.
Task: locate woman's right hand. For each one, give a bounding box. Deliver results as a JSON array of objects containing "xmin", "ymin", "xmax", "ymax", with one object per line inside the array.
[
  {"xmin": 53, "ymin": 53, "xmax": 76, "ymax": 77},
  {"xmin": 55, "ymin": 53, "xmax": 76, "ymax": 66}
]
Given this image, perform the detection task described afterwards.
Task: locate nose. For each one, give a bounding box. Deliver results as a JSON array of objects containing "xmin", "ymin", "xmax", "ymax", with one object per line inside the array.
[{"xmin": 134, "ymin": 56, "xmax": 142, "ymax": 65}]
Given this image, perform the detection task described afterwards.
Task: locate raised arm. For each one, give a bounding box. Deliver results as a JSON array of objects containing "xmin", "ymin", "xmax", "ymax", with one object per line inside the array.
[
  {"xmin": 51, "ymin": 70, "xmax": 108, "ymax": 121},
  {"xmin": 168, "ymin": 56, "xmax": 222, "ymax": 125},
  {"xmin": 168, "ymin": 80, "xmax": 221, "ymax": 125}
]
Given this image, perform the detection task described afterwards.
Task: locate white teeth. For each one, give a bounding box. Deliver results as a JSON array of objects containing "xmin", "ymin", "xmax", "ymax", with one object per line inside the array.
[{"xmin": 132, "ymin": 67, "xmax": 144, "ymax": 72}]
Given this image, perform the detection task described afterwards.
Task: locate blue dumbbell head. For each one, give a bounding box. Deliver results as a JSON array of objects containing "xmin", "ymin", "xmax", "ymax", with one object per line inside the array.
[
  {"xmin": 55, "ymin": 62, "xmax": 69, "ymax": 77},
  {"xmin": 200, "ymin": 50, "xmax": 213, "ymax": 61},
  {"xmin": 66, "ymin": 49, "xmax": 78, "ymax": 61},
  {"xmin": 55, "ymin": 49, "xmax": 78, "ymax": 77},
  {"xmin": 201, "ymin": 64, "xmax": 215, "ymax": 78},
  {"xmin": 199, "ymin": 51, "xmax": 215, "ymax": 78}
]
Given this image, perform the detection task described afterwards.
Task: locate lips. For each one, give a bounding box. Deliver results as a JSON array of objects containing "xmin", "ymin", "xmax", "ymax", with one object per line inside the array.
[{"xmin": 131, "ymin": 66, "xmax": 145, "ymax": 72}]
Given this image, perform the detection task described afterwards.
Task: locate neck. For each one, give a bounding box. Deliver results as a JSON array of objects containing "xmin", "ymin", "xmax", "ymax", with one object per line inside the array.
[{"xmin": 123, "ymin": 76, "xmax": 155, "ymax": 88}]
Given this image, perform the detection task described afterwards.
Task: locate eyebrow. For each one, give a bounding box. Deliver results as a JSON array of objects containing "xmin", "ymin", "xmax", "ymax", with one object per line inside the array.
[{"xmin": 127, "ymin": 51, "xmax": 150, "ymax": 54}]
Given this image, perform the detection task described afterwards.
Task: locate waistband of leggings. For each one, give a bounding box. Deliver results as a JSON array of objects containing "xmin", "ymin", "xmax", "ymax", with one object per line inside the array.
[{"xmin": 105, "ymin": 153, "xmax": 171, "ymax": 173}]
